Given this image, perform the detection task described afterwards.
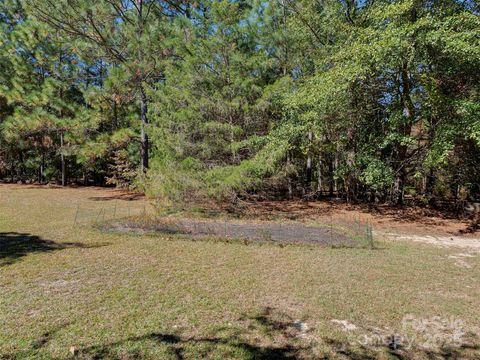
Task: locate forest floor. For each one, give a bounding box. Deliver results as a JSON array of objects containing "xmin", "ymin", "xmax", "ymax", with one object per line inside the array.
[{"xmin": 1, "ymin": 184, "xmax": 480, "ymax": 359}]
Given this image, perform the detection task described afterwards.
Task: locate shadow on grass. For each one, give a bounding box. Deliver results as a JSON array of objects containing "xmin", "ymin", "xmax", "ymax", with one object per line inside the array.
[
  {"xmin": 76, "ymin": 308, "xmax": 304, "ymax": 359},
  {"xmin": 0, "ymin": 232, "xmax": 110, "ymax": 266},
  {"xmin": 76, "ymin": 332, "xmax": 299, "ymax": 360},
  {"xmin": 2, "ymin": 307, "xmax": 480, "ymax": 359},
  {"xmin": 88, "ymin": 192, "xmax": 145, "ymax": 202},
  {"xmin": 323, "ymin": 337, "xmax": 480, "ymax": 360},
  {"xmin": 1, "ymin": 322, "xmax": 71, "ymax": 360},
  {"xmin": 72, "ymin": 308, "xmax": 480, "ymax": 359}
]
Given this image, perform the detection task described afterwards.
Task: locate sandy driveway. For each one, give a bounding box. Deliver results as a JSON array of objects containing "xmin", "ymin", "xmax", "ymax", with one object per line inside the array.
[{"xmin": 381, "ymin": 231, "xmax": 480, "ymax": 250}]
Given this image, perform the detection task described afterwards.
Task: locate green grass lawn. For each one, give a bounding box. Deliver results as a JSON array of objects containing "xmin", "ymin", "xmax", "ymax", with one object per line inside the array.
[{"xmin": 1, "ymin": 185, "xmax": 479, "ymax": 359}]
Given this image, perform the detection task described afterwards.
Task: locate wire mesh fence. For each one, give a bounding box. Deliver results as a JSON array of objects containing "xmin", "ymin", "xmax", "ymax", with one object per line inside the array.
[
  {"xmin": 74, "ymin": 201, "xmax": 375, "ymax": 248},
  {"xmin": 101, "ymin": 214, "xmax": 376, "ymax": 248},
  {"xmin": 72, "ymin": 201, "xmax": 150, "ymax": 227},
  {"xmin": 319, "ymin": 213, "xmax": 375, "ymax": 248}
]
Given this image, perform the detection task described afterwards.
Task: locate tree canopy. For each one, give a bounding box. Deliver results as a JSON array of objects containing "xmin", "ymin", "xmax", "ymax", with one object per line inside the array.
[{"xmin": 1, "ymin": 0, "xmax": 479, "ymax": 206}]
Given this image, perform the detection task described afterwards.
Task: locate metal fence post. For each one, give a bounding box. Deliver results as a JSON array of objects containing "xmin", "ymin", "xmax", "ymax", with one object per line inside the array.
[
  {"xmin": 95, "ymin": 208, "xmax": 103, "ymax": 225},
  {"xmin": 73, "ymin": 204, "xmax": 80, "ymax": 227}
]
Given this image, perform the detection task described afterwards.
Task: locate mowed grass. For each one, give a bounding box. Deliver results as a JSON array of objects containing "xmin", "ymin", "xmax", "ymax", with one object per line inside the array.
[{"xmin": 0, "ymin": 185, "xmax": 479, "ymax": 359}]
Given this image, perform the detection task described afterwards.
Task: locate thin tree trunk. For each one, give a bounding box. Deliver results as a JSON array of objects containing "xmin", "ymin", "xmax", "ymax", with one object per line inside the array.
[
  {"xmin": 306, "ymin": 131, "xmax": 313, "ymax": 189},
  {"xmin": 137, "ymin": 1, "xmax": 148, "ymax": 173},
  {"xmin": 392, "ymin": 174, "xmax": 405, "ymax": 205},
  {"xmin": 229, "ymin": 114, "xmax": 237, "ymax": 163},
  {"xmin": 334, "ymin": 145, "xmax": 339, "ymax": 197},
  {"xmin": 140, "ymin": 86, "xmax": 149, "ymax": 172},
  {"xmin": 392, "ymin": 62, "xmax": 415, "ymax": 205},
  {"xmin": 281, "ymin": 0, "xmax": 288, "ymax": 77},
  {"xmin": 287, "ymin": 151, "xmax": 293, "ymax": 199},
  {"xmin": 40, "ymin": 149, "xmax": 45, "ymax": 184},
  {"xmin": 10, "ymin": 153, "xmax": 14, "ymax": 180},
  {"xmin": 424, "ymin": 168, "xmax": 435, "ymax": 205},
  {"xmin": 113, "ymin": 101, "xmax": 118, "ymax": 129},
  {"xmin": 329, "ymin": 157, "xmax": 334, "ymax": 197},
  {"xmin": 424, "ymin": 169, "xmax": 434, "ymax": 196},
  {"xmin": 424, "ymin": 119, "xmax": 435, "ymax": 203},
  {"xmin": 306, "ymin": 155, "xmax": 312, "ymax": 185},
  {"xmin": 19, "ymin": 150, "xmax": 24, "ymax": 179},
  {"xmin": 317, "ymin": 155, "xmax": 323, "ymax": 193},
  {"xmin": 346, "ymin": 150, "xmax": 355, "ymax": 203},
  {"xmin": 60, "ymin": 132, "xmax": 66, "ymax": 186}
]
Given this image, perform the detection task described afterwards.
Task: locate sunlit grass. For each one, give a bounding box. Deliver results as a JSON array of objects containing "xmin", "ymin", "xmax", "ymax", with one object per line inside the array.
[{"xmin": 1, "ymin": 184, "xmax": 479, "ymax": 359}]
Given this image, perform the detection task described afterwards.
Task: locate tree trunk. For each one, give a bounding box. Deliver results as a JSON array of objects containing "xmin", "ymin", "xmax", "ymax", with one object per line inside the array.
[
  {"xmin": 334, "ymin": 146, "xmax": 339, "ymax": 197},
  {"xmin": 345, "ymin": 149, "xmax": 355, "ymax": 203},
  {"xmin": 140, "ymin": 86, "xmax": 149, "ymax": 172},
  {"xmin": 39, "ymin": 150, "xmax": 45, "ymax": 184},
  {"xmin": 424, "ymin": 119, "xmax": 436, "ymax": 203},
  {"xmin": 113, "ymin": 101, "xmax": 118, "ymax": 129},
  {"xmin": 19, "ymin": 150, "xmax": 24, "ymax": 179},
  {"xmin": 328, "ymin": 157, "xmax": 334, "ymax": 197},
  {"xmin": 10, "ymin": 154, "xmax": 14, "ymax": 180},
  {"xmin": 392, "ymin": 172, "xmax": 405, "ymax": 205},
  {"xmin": 229, "ymin": 114, "xmax": 238, "ymax": 163},
  {"xmin": 317, "ymin": 155, "xmax": 323, "ymax": 194},
  {"xmin": 287, "ymin": 151, "xmax": 293, "ymax": 199},
  {"xmin": 137, "ymin": 1, "xmax": 148, "ymax": 173},
  {"xmin": 391, "ymin": 62, "xmax": 414, "ymax": 205},
  {"xmin": 424, "ymin": 169, "xmax": 434, "ymax": 197},
  {"xmin": 306, "ymin": 131, "xmax": 313, "ymax": 189},
  {"xmin": 60, "ymin": 132, "xmax": 66, "ymax": 186}
]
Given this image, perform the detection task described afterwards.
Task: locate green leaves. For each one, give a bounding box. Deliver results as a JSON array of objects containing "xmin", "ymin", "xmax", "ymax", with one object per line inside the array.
[
  {"xmin": 0, "ymin": 0, "xmax": 478, "ymax": 201},
  {"xmin": 361, "ymin": 159, "xmax": 394, "ymax": 191}
]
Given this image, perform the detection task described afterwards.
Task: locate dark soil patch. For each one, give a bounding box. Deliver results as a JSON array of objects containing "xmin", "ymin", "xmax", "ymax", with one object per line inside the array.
[{"xmin": 104, "ymin": 217, "xmax": 360, "ymax": 247}]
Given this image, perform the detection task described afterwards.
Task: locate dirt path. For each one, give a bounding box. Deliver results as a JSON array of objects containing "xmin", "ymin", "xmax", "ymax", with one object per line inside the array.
[{"xmin": 380, "ymin": 232, "xmax": 480, "ymax": 250}]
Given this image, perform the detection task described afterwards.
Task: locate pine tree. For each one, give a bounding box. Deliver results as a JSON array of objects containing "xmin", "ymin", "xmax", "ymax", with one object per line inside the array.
[
  {"xmin": 146, "ymin": 0, "xmax": 285, "ymax": 201},
  {"xmin": 0, "ymin": 0, "xmax": 80, "ymax": 184},
  {"xmin": 0, "ymin": 0, "xmax": 478, "ymax": 206},
  {"xmin": 28, "ymin": 0, "xmax": 194, "ymax": 174}
]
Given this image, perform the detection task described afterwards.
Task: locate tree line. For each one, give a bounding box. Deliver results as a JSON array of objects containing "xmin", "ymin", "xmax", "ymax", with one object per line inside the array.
[{"xmin": 0, "ymin": 0, "xmax": 479, "ymax": 206}]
